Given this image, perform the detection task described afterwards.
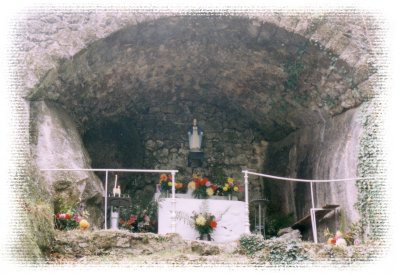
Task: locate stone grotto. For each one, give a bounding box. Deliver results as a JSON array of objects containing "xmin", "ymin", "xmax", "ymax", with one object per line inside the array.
[{"xmin": 7, "ymin": 8, "xmax": 387, "ymax": 262}]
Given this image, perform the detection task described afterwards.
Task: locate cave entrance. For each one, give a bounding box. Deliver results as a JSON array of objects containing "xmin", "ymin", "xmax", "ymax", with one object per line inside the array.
[
  {"xmin": 82, "ymin": 117, "xmax": 146, "ymax": 196},
  {"xmin": 29, "ymin": 15, "xmax": 363, "ymax": 237}
]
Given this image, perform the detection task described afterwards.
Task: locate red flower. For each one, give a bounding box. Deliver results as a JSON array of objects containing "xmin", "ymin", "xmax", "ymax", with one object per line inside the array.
[
  {"xmin": 65, "ymin": 213, "xmax": 71, "ymax": 220},
  {"xmin": 200, "ymin": 178, "xmax": 209, "ymax": 186},
  {"xmin": 210, "ymin": 220, "xmax": 217, "ymax": 229},
  {"xmin": 211, "ymin": 185, "xmax": 217, "ymax": 191},
  {"xmin": 56, "ymin": 213, "xmax": 60, "ymax": 219}
]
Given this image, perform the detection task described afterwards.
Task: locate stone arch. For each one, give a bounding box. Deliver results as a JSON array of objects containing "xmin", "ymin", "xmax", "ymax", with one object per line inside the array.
[{"xmin": 28, "ymin": 14, "xmax": 375, "ymax": 235}]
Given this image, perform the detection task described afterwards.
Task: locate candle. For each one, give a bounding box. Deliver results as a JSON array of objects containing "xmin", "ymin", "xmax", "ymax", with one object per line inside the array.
[{"xmin": 114, "ymin": 175, "xmax": 118, "ymax": 188}]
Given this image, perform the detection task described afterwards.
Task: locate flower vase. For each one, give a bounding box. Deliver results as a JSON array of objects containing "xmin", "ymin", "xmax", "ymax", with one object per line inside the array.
[
  {"xmin": 200, "ymin": 233, "xmax": 212, "ymax": 241},
  {"xmin": 228, "ymin": 193, "xmax": 232, "ymax": 200},
  {"xmin": 161, "ymin": 191, "xmax": 170, "ymax": 198}
]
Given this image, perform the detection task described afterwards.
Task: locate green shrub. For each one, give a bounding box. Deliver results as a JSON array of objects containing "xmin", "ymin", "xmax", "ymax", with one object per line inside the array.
[
  {"xmin": 239, "ymin": 233, "xmax": 266, "ymax": 256},
  {"xmin": 265, "ymin": 239, "xmax": 307, "ymax": 265}
]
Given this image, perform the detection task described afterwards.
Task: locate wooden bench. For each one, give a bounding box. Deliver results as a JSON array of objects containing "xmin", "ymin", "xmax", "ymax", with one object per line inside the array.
[{"xmin": 291, "ymin": 204, "xmax": 339, "ymax": 230}]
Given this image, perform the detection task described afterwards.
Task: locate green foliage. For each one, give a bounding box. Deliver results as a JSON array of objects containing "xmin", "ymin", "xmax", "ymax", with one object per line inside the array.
[
  {"xmin": 265, "ymin": 209, "xmax": 295, "ymax": 237},
  {"xmin": 192, "ymin": 185, "xmax": 210, "ymax": 199},
  {"xmin": 239, "ymin": 233, "xmax": 266, "ymax": 256},
  {"xmin": 356, "ymin": 99, "xmax": 387, "ymax": 240},
  {"xmin": 265, "ymin": 240, "xmax": 307, "ymax": 265},
  {"xmin": 21, "ymin": 163, "xmax": 55, "ymax": 261},
  {"xmin": 119, "ymin": 195, "xmax": 158, "ymax": 233},
  {"xmin": 210, "ymin": 165, "xmax": 226, "ymax": 186}
]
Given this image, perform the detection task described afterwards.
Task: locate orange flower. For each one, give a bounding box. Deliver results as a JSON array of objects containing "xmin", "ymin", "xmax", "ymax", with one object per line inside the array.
[
  {"xmin": 175, "ymin": 182, "xmax": 183, "ymax": 189},
  {"xmin": 327, "ymin": 238, "xmax": 336, "ymax": 245},
  {"xmin": 210, "ymin": 220, "xmax": 217, "ymax": 229},
  {"xmin": 79, "ymin": 219, "xmax": 90, "ymax": 230},
  {"xmin": 160, "ymin": 174, "xmax": 168, "ymax": 182}
]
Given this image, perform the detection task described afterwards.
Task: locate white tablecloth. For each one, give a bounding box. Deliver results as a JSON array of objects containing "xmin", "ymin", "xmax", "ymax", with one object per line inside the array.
[{"xmin": 157, "ymin": 196, "xmax": 248, "ymax": 242}]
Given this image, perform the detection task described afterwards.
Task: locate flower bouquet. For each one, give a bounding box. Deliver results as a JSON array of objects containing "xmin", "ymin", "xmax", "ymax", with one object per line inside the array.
[
  {"xmin": 192, "ymin": 212, "xmax": 218, "ymax": 240},
  {"xmin": 158, "ymin": 173, "xmax": 186, "ymax": 196},
  {"xmin": 119, "ymin": 198, "xmax": 158, "ymax": 233},
  {"xmin": 188, "ymin": 174, "xmax": 218, "ymax": 199},
  {"xmin": 54, "ymin": 207, "xmax": 90, "ymax": 231},
  {"xmin": 176, "ymin": 200, "xmax": 227, "ymax": 241},
  {"xmin": 221, "ymin": 177, "xmax": 241, "ymax": 199},
  {"xmin": 324, "ymin": 228, "xmax": 361, "ymax": 246}
]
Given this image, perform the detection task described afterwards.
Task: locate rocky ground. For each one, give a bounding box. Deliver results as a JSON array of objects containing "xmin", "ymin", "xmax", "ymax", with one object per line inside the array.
[{"xmin": 46, "ymin": 229, "xmax": 382, "ymax": 267}]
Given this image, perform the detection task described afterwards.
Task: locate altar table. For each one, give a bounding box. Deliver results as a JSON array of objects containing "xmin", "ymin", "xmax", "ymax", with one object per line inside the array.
[{"xmin": 157, "ymin": 196, "xmax": 248, "ymax": 242}]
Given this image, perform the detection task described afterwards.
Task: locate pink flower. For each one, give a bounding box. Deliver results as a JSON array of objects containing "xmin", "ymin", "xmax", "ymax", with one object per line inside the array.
[
  {"xmin": 144, "ymin": 215, "xmax": 150, "ymax": 223},
  {"xmin": 127, "ymin": 215, "xmax": 137, "ymax": 225},
  {"xmin": 73, "ymin": 214, "xmax": 81, "ymax": 223},
  {"xmin": 205, "ymin": 181, "xmax": 211, "ymax": 187}
]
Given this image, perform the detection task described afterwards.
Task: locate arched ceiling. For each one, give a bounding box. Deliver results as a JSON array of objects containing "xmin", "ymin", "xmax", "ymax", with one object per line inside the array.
[{"xmin": 28, "ymin": 16, "xmax": 368, "ymax": 141}]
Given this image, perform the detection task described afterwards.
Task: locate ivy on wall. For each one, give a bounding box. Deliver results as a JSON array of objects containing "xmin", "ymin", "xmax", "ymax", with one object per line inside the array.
[{"xmin": 356, "ymin": 98, "xmax": 387, "ymax": 240}]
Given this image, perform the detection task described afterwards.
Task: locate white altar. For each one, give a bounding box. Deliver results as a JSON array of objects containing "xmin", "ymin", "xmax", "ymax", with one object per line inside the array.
[{"xmin": 157, "ymin": 194, "xmax": 249, "ymax": 242}]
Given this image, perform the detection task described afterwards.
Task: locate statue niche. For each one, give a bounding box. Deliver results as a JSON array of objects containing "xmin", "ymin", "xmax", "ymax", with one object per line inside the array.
[{"xmin": 187, "ymin": 119, "xmax": 204, "ymax": 167}]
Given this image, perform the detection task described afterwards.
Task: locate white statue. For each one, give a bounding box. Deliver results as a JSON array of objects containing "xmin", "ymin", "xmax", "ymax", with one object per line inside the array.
[
  {"xmin": 188, "ymin": 119, "xmax": 203, "ymax": 152},
  {"xmin": 113, "ymin": 185, "xmax": 121, "ymax": 197}
]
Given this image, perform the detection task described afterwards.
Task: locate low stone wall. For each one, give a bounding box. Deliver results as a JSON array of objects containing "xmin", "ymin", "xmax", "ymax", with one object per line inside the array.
[{"xmin": 48, "ymin": 229, "xmax": 380, "ymax": 266}]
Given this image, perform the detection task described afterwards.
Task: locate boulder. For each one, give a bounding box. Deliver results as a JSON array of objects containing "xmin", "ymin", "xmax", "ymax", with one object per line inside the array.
[
  {"xmin": 277, "ymin": 228, "xmax": 302, "ymax": 241},
  {"xmin": 191, "ymin": 241, "xmax": 221, "ymax": 256},
  {"xmin": 30, "ymin": 101, "xmax": 104, "ymax": 228}
]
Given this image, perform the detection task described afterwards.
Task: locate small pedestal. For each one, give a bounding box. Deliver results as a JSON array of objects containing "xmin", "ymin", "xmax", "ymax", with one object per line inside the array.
[
  {"xmin": 111, "ymin": 210, "xmax": 119, "ymax": 230},
  {"xmin": 250, "ymin": 198, "xmax": 268, "ymax": 238},
  {"xmin": 188, "ymin": 151, "xmax": 204, "ymax": 167},
  {"xmin": 104, "ymin": 196, "xmax": 131, "ymax": 230}
]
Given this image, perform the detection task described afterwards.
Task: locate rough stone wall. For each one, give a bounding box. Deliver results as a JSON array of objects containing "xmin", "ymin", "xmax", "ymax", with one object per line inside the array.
[
  {"xmin": 265, "ymin": 105, "xmax": 364, "ymax": 239},
  {"xmin": 17, "ymin": 9, "xmax": 378, "ymax": 96},
  {"xmin": 139, "ymin": 104, "xmax": 268, "ymax": 191}
]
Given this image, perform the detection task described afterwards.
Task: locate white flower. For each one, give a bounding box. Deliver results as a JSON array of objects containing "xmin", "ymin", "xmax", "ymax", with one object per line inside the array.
[
  {"xmin": 195, "ymin": 215, "xmax": 206, "ymax": 226},
  {"xmin": 206, "ymin": 187, "xmax": 214, "ymax": 196},
  {"xmin": 336, "ymin": 238, "xmax": 347, "ymax": 247},
  {"xmin": 335, "ymin": 231, "xmax": 343, "ymax": 238}
]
